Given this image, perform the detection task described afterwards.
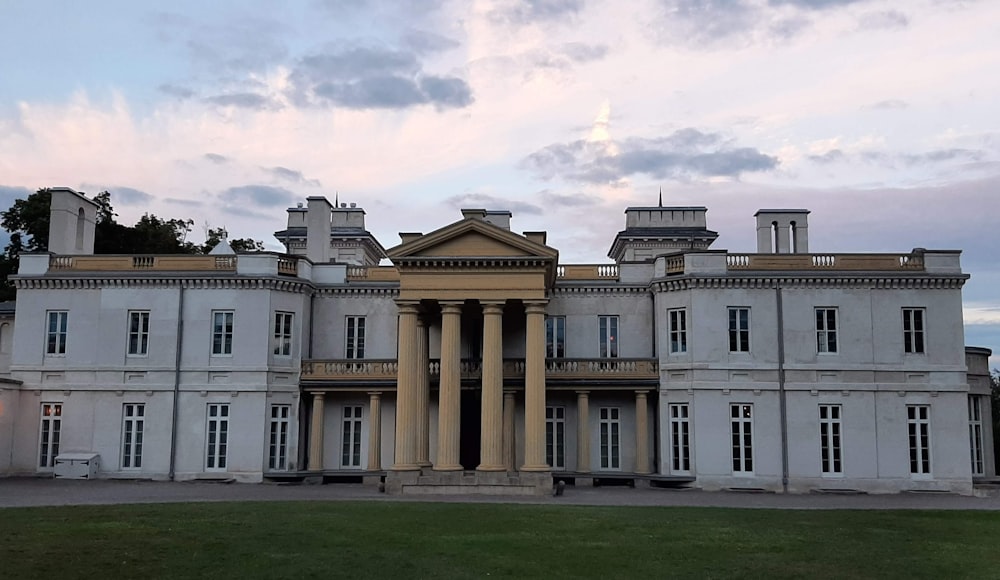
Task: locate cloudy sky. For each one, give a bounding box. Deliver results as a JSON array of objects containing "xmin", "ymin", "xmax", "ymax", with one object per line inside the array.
[{"xmin": 1, "ymin": 0, "xmax": 998, "ymax": 365}]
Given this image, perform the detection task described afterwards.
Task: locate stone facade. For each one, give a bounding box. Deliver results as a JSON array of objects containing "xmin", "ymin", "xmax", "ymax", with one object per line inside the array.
[{"xmin": 0, "ymin": 187, "xmax": 993, "ymax": 494}]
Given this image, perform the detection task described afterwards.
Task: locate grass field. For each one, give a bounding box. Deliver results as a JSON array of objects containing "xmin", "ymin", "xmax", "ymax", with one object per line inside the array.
[{"xmin": 2, "ymin": 501, "xmax": 999, "ymax": 579}]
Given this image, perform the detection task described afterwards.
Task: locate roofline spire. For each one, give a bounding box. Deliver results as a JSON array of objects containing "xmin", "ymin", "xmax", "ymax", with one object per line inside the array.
[{"xmin": 658, "ymin": 187, "xmax": 663, "ymax": 208}]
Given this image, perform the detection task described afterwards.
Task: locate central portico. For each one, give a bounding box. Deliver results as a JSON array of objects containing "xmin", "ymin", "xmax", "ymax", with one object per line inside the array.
[{"xmin": 384, "ymin": 209, "xmax": 558, "ymax": 494}]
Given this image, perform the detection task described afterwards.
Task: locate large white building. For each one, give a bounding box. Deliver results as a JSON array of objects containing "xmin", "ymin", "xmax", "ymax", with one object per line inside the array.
[{"xmin": 0, "ymin": 187, "xmax": 994, "ymax": 495}]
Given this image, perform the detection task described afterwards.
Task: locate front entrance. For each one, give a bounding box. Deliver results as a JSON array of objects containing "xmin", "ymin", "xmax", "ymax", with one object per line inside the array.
[{"xmin": 459, "ymin": 388, "xmax": 481, "ymax": 470}]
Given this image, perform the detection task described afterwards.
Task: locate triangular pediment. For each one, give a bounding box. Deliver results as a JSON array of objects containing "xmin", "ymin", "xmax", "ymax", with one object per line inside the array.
[{"xmin": 387, "ymin": 218, "xmax": 557, "ymax": 261}]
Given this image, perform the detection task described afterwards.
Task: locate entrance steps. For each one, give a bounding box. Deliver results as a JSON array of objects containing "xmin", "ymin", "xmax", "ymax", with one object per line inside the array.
[{"xmin": 385, "ymin": 468, "xmax": 552, "ymax": 496}]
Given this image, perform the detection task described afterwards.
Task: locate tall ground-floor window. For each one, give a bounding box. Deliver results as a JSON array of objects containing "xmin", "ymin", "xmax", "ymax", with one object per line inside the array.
[
  {"xmin": 38, "ymin": 403, "xmax": 62, "ymax": 468},
  {"xmin": 546, "ymin": 406, "xmax": 566, "ymax": 469},
  {"xmin": 121, "ymin": 403, "xmax": 145, "ymax": 469},
  {"xmin": 969, "ymin": 396, "xmax": 984, "ymax": 477},
  {"xmin": 669, "ymin": 403, "xmax": 690, "ymax": 473},
  {"xmin": 342, "ymin": 406, "xmax": 363, "ymax": 468},
  {"xmin": 206, "ymin": 404, "xmax": 229, "ymax": 471},
  {"xmin": 599, "ymin": 407, "xmax": 621, "ymax": 470},
  {"xmin": 269, "ymin": 405, "xmax": 291, "ymax": 471},
  {"xmin": 731, "ymin": 404, "xmax": 753, "ymax": 474},
  {"xmin": 819, "ymin": 404, "xmax": 843, "ymax": 476},
  {"xmin": 907, "ymin": 405, "xmax": 931, "ymax": 476}
]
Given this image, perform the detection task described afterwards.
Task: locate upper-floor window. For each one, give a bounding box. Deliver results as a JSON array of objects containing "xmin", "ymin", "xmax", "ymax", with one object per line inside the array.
[
  {"xmin": 545, "ymin": 316, "xmax": 565, "ymax": 358},
  {"xmin": 211, "ymin": 311, "xmax": 234, "ymax": 356},
  {"xmin": 902, "ymin": 308, "xmax": 925, "ymax": 354},
  {"xmin": 599, "ymin": 315, "xmax": 618, "ymax": 358},
  {"xmin": 273, "ymin": 312, "xmax": 293, "ymax": 356},
  {"xmin": 127, "ymin": 311, "xmax": 150, "ymax": 356},
  {"xmin": 46, "ymin": 311, "xmax": 68, "ymax": 355},
  {"xmin": 346, "ymin": 316, "xmax": 365, "ymax": 359},
  {"xmin": 815, "ymin": 308, "xmax": 838, "ymax": 354},
  {"xmin": 668, "ymin": 309, "xmax": 687, "ymax": 354},
  {"xmin": 728, "ymin": 307, "xmax": 750, "ymax": 353}
]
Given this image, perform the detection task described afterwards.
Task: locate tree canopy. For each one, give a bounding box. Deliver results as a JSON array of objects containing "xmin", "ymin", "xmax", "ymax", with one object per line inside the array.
[{"xmin": 0, "ymin": 188, "xmax": 265, "ymax": 300}]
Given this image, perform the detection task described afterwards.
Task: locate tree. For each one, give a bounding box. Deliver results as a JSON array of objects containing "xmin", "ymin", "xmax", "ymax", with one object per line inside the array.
[{"xmin": 201, "ymin": 227, "xmax": 265, "ymax": 254}]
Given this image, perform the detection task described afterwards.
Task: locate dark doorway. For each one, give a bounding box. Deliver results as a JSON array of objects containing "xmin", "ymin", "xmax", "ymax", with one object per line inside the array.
[{"xmin": 459, "ymin": 388, "xmax": 481, "ymax": 470}]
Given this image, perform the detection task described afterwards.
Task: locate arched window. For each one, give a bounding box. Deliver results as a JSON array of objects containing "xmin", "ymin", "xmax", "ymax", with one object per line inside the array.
[
  {"xmin": 790, "ymin": 221, "xmax": 798, "ymax": 253},
  {"xmin": 771, "ymin": 221, "xmax": 779, "ymax": 253},
  {"xmin": 75, "ymin": 208, "xmax": 86, "ymax": 251}
]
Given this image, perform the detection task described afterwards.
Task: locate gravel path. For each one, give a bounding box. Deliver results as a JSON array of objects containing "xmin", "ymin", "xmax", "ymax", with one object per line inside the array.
[{"xmin": 3, "ymin": 478, "xmax": 1000, "ymax": 510}]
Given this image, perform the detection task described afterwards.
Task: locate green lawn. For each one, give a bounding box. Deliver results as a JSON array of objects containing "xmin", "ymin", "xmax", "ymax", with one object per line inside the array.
[{"xmin": 2, "ymin": 501, "xmax": 999, "ymax": 579}]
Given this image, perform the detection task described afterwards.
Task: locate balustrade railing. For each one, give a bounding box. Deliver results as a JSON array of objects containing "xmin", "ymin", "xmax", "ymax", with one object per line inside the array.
[
  {"xmin": 301, "ymin": 357, "xmax": 657, "ymax": 382},
  {"xmin": 46, "ymin": 255, "xmax": 238, "ymax": 271},
  {"xmin": 725, "ymin": 253, "xmax": 925, "ymax": 271}
]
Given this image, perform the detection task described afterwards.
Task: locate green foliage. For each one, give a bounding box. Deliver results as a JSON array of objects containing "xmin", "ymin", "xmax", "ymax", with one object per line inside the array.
[
  {"xmin": 1, "ymin": 188, "xmax": 52, "ymax": 255},
  {"xmin": 202, "ymin": 227, "xmax": 265, "ymax": 254},
  {"xmin": 3, "ymin": 502, "xmax": 1000, "ymax": 579}
]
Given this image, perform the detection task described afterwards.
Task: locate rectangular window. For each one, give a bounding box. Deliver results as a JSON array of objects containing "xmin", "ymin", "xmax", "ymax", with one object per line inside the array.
[
  {"xmin": 205, "ymin": 403, "xmax": 229, "ymax": 470},
  {"xmin": 819, "ymin": 404, "xmax": 843, "ymax": 476},
  {"xmin": 38, "ymin": 403, "xmax": 62, "ymax": 468},
  {"xmin": 342, "ymin": 406, "xmax": 363, "ymax": 468},
  {"xmin": 545, "ymin": 316, "xmax": 566, "ymax": 358},
  {"xmin": 121, "ymin": 403, "xmax": 145, "ymax": 469},
  {"xmin": 669, "ymin": 403, "xmax": 691, "ymax": 473},
  {"xmin": 815, "ymin": 308, "xmax": 838, "ymax": 354},
  {"xmin": 731, "ymin": 404, "xmax": 754, "ymax": 474},
  {"xmin": 46, "ymin": 311, "xmax": 68, "ymax": 355},
  {"xmin": 903, "ymin": 308, "xmax": 925, "ymax": 354},
  {"xmin": 345, "ymin": 316, "xmax": 366, "ymax": 359},
  {"xmin": 907, "ymin": 405, "xmax": 931, "ymax": 475},
  {"xmin": 127, "ymin": 311, "xmax": 150, "ymax": 356},
  {"xmin": 273, "ymin": 312, "xmax": 293, "ymax": 356},
  {"xmin": 545, "ymin": 406, "xmax": 566, "ymax": 469},
  {"xmin": 668, "ymin": 309, "xmax": 687, "ymax": 354},
  {"xmin": 211, "ymin": 311, "xmax": 234, "ymax": 356},
  {"xmin": 268, "ymin": 405, "xmax": 291, "ymax": 471},
  {"xmin": 969, "ymin": 396, "xmax": 985, "ymax": 477},
  {"xmin": 599, "ymin": 315, "xmax": 619, "ymax": 358},
  {"xmin": 599, "ymin": 407, "xmax": 621, "ymax": 470},
  {"xmin": 728, "ymin": 308, "xmax": 750, "ymax": 353}
]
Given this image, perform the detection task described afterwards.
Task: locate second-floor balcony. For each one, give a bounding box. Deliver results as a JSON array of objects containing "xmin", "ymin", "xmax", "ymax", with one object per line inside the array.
[{"xmin": 301, "ymin": 358, "xmax": 658, "ymax": 385}]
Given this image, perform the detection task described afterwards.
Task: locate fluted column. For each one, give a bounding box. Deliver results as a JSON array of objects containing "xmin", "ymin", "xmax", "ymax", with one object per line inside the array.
[
  {"xmin": 576, "ymin": 390, "xmax": 590, "ymax": 473},
  {"xmin": 392, "ymin": 302, "xmax": 419, "ymax": 471},
  {"xmin": 367, "ymin": 392, "xmax": 382, "ymax": 471},
  {"xmin": 415, "ymin": 317, "xmax": 431, "ymax": 467},
  {"xmin": 435, "ymin": 302, "xmax": 463, "ymax": 471},
  {"xmin": 308, "ymin": 392, "xmax": 325, "ymax": 471},
  {"xmin": 635, "ymin": 390, "xmax": 651, "ymax": 474},
  {"xmin": 478, "ymin": 302, "xmax": 505, "ymax": 471},
  {"xmin": 521, "ymin": 301, "xmax": 549, "ymax": 471},
  {"xmin": 503, "ymin": 390, "xmax": 516, "ymax": 471}
]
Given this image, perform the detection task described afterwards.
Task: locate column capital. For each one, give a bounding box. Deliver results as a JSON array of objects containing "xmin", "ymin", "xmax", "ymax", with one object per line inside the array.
[
  {"xmin": 416, "ymin": 316, "xmax": 428, "ymax": 328},
  {"xmin": 367, "ymin": 391, "xmax": 382, "ymax": 398},
  {"xmin": 524, "ymin": 301, "xmax": 548, "ymax": 314},
  {"xmin": 575, "ymin": 390, "xmax": 590, "ymax": 396},
  {"xmin": 440, "ymin": 301, "xmax": 464, "ymax": 314},
  {"xmin": 313, "ymin": 392, "xmax": 326, "ymax": 400},
  {"xmin": 395, "ymin": 300, "xmax": 420, "ymax": 314},
  {"xmin": 635, "ymin": 390, "xmax": 650, "ymax": 396},
  {"xmin": 482, "ymin": 302, "xmax": 505, "ymax": 315}
]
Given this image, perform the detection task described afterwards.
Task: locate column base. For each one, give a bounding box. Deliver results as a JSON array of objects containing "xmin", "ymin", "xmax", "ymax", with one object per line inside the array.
[
  {"xmin": 519, "ymin": 463, "xmax": 551, "ymax": 472},
  {"xmin": 390, "ymin": 463, "xmax": 421, "ymax": 471},
  {"xmin": 432, "ymin": 464, "xmax": 464, "ymax": 472},
  {"xmin": 386, "ymin": 470, "xmax": 553, "ymax": 496},
  {"xmin": 416, "ymin": 461, "xmax": 433, "ymax": 468},
  {"xmin": 476, "ymin": 464, "xmax": 507, "ymax": 472}
]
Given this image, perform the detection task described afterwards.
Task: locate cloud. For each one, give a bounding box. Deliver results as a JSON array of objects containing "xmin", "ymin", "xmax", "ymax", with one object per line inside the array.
[
  {"xmin": 866, "ymin": 99, "xmax": 908, "ymax": 110},
  {"xmin": 491, "ymin": 0, "xmax": 586, "ymax": 25},
  {"xmin": 857, "ymin": 9, "xmax": 909, "ymax": 30},
  {"xmin": 288, "ymin": 45, "xmax": 473, "ymax": 110},
  {"xmin": 444, "ymin": 193, "xmax": 544, "ymax": 216},
  {"xmin": 204, "ymin": 92, "xmax": 282, "ymax": 111},
  {"xmin": 203, "ymin": 153, "xmax": 230, "ymax": 164},
  {"xmin": 529, "ymin": 42, "xmax": 610, "ymax": 70},
  {"xmin": 965, "ymin": 303, "xmax": 1000, "ymax": 326},
  {"xmin": 769, "ymin": 0, "xmax": 866, "ymax": 9},
  {"xmin": 538, "ymin": 191, "xmax": 602, "ymax": 207},
  {"xmin": 807, "ymin": 147, "xmax": 986, "ymax": 167},
  {"xmin": 158, "ymin": 84, "xmax": 195, "ymax": 99},
  {"xmin": 104, "ymin": 186, "xmax": 154, "ymax": 206},
  {"xmin": 403, "ymin": 29, "xmax": 461, "ymax": 55},
  {"xmin": 523, "ymin": 128, "xmax": 779, "ymax": 184},
  {"xmin": 165, "ymin": 197, "xmax": 204, "ymax": 207},
  {"xmin": 265, "ymin": 166, "xmax": 322, "ymax": 187},
  {"xmin": 808, "ymin": 149, "xmax": 845, "ymax": 164},
  {"xmin": 219, "ymin": 185, "xmax": 297, "ymax": 208},
  {"xmin": 0, "ymin": 185, "xmax": 33, "ymax": 207}
]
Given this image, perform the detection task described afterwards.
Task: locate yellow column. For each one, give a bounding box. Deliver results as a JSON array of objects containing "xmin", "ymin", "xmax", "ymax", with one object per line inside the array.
[
  {"xmin": 521, "ymin": 302, "xmax": 549, "ymax": 471},
  {"xmin": 576, "ymin": 391, "xmax": 590, "ymax": 473},
  {"xmin": 392, "ymin": 302, "xmax": 419, "ymax": 471},
  {"xmin": 435, "ymin": 302, "xmax": 462, "ymax": 471},
  {"xmin": 308, "ymin": 392, "xmax": 325, "ymax": 471},
  {"xmin": 478, "ymin": 301, "xmax": 505, "ymax": 471},
  {"xmin": 635, "ymin": 390, "xmax": 651, "ymax": 474},
  {"xmin": 415, "ymin": 317, "xmax": 431, "ymax": 467},
  {"xmin": 367, "ymin": 392, "xmax": 382, "ymax": 471},
  {"xmin": 503, "ymin": 390, "xmax": 516, "ymax": 471}
]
